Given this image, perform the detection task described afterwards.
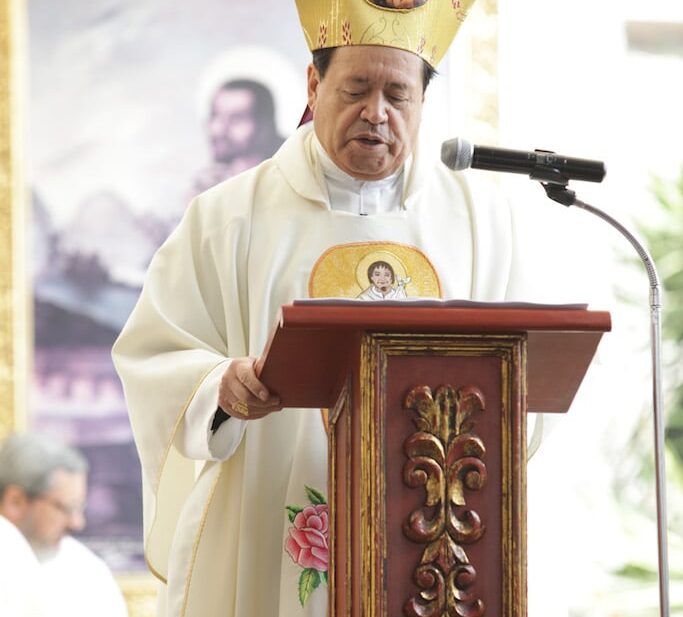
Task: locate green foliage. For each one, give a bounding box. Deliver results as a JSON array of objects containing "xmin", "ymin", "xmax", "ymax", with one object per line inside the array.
[
  {"xmin": 305, "ymin": 485, "xmax": 327, "ymax": 505},
  {"xmin": 636, "ymin": 168, "xmax": 683, "ymax": 465},
  {"xmin": 615, "ymin": 563, "xmax": 659, "ymax": 583},
  {"xmin": 286, "ymin": 505, "xmax": 304, "ymax": 523},
  {"xmin": 298, "ymin": 568, "xmax": 321, "ymax": 606},
  {"xmin": 610, "ymin": 168, "xmax": 683, "ymax": 615}
]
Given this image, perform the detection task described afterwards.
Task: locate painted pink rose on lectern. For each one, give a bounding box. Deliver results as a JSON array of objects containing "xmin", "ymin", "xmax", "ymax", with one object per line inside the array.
[{"xmin": 285, "ymin": 486, "xmax": 329, "ymax": 606}]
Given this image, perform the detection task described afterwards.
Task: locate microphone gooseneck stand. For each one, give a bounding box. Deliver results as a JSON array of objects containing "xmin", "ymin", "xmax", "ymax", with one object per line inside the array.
[{"xmin": 535, "ymin": 170, "xmax": 670, "ymax": 617}]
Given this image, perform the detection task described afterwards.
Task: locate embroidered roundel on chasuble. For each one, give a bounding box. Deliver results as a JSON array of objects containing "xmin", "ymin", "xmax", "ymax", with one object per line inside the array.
[{"xmin": 308, "ymin": 241, "xmax": 442, "ymax": 300}]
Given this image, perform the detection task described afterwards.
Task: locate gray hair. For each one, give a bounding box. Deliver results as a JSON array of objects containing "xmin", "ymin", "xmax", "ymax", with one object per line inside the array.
[{"xmin": 0, "ymin": 433, "xmax": 89, "ymax": 498}]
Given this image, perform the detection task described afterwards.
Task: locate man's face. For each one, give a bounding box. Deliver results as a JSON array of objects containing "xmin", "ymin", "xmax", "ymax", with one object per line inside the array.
[
  {"xmin": 209, "ymin": 87, "xmax": 259, "ymax": 163},
  {"xmin": 370, "ymin": 265, "xmax": 393, "ymax": 291},
  {"xmin": 307, "ymin": 46, "xmax": 425, "ymax": 181},
  {"xmin": 17, "ymin": 469, "xmax": 87, "ymax": 560}
]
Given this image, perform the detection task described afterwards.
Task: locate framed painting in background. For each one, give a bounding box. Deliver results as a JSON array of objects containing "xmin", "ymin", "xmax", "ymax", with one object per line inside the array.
[{"xmin": 0, "ymin": 0, "xmax": 498, "ymax": 614}]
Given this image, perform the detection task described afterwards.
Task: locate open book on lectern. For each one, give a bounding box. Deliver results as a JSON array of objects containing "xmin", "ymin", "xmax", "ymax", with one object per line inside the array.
[
  {"xmin": 255, "ymin": 298, "xmax": 610, "ymax": 413},
  {"xmin": 293, "ymin": 297, "xmax": 589, "ymax": 310}
]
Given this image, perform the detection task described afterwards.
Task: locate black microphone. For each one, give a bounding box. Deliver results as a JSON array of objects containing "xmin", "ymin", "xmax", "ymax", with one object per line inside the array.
[{"xmin": 441, "ymin": 138, "xmax": 606, "ymax": 183}]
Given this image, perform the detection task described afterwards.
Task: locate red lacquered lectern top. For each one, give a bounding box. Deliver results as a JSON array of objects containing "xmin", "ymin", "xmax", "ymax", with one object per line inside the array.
[{"xmin": 256, "ymin": 301, "xmax": 611, "ymax": 413}]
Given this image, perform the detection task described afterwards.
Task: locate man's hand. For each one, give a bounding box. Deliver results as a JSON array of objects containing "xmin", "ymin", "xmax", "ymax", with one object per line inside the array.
[{"xmin": 218, "ymin": 357, "xmax": 282, "ymax": 420}]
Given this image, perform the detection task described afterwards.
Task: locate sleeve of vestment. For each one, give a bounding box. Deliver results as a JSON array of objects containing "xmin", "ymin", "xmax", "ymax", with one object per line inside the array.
[
  {"xmin": 176, "ymin": 359, "xmax": 247, "ymax": 460},
  {"xmin": 111, "ymin": 184, "xmax": 252, "ymax": 581}
]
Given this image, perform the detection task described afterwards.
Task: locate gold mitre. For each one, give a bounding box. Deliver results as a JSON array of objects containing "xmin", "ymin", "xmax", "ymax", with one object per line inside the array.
[{"xmin": 295, "ymin": 0, "xmax": 477, "ymax": 68}]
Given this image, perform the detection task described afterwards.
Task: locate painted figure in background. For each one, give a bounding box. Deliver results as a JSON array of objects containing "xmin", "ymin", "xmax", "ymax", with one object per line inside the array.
[{"xmin": 192, "ymin": 78, "xmax": 286, "ymax": 195}]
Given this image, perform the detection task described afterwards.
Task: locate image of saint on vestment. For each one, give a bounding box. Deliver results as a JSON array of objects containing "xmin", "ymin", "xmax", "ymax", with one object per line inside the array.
[{"xmin": 308, "ymin": 241, "xmax": 442, "ymax": 300}]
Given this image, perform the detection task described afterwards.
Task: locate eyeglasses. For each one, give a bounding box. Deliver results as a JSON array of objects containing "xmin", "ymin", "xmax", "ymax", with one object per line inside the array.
[{"xmin": 35, "ymin": 495, "xmax": 86, "ymax": 518}]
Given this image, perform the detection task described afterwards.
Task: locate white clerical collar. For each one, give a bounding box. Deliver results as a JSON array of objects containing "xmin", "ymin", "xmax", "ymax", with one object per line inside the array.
[{"xmin": 312, "ymin": 132, "xmax": 406, "ymax": 215}]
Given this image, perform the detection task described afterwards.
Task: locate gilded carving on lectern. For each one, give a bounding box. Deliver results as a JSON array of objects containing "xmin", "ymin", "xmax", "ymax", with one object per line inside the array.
[{"xmin": 403, "ymin": 384, "xmax": 487, "ymax": 617}]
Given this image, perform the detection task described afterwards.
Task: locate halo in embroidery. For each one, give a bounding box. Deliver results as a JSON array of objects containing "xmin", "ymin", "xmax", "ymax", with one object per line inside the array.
[
  {"xmin": 308, "ymin": 241, "xmax": 442, "ymax": 299},
  {"xmin": 365, "ymin": 0, "xmax": 429, "ymax": 10}
]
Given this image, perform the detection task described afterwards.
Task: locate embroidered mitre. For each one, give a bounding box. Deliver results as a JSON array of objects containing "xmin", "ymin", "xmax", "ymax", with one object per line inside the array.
[{"xmin": 295, "ymin": 0, "xmax": 477, "ymax": 68}]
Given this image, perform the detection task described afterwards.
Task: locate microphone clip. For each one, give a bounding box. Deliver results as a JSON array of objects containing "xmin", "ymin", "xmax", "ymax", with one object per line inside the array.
[
  {"xmin": 540, "ymin": 182, "xmax": 577, "ymax": 207},
  {"xmin": 528, "ymin": 154, "xmax": 577, "ymax": 207},
  {"xmin": 528, "ymin": 151, "xmax": 571, "ymax": 186}
]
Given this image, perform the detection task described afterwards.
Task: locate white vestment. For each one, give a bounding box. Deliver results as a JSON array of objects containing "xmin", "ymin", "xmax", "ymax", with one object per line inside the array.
[
  {"xmin": 356, "ymin": 283, "xmax": 409, "ymax": 300},
  {"xmin": 0, "ymin": 515, "xmax": 44, "ymax": 617},
  {"xmin": 113, "ymin": 122, "xmax": 538, "ymax": 617},
  {"xmin": 38, "ymin": 536, "xmax": 128, "ymax": 617}
]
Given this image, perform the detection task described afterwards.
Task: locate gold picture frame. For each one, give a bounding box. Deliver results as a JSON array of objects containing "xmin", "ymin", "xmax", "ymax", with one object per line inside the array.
[
  {"xmin": 0, "ymin": 2, "xmax": 158, "ymax": 611},
  {"xmin": 0, "ymin": 0, "xmax": 27, "ymax": 440},
  {"xmin": 0, "ymin": 0, "xmax": 497, "ymax": 615}
]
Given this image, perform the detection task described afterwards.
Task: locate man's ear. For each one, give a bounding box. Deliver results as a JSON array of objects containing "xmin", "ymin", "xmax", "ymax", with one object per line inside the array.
[
  {"xmin": 0, "ymin": 484, "xmax": 31, "ymax": 524},
  {"xmin": 306, "ymin": 63, "xmax": 321, "ymax": 112}
]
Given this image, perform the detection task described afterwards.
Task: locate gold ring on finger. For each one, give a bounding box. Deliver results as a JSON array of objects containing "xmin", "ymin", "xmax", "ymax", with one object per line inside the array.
[{"xmin": 232, "ymin": 401, "xmax": 249, "ymax": 417}]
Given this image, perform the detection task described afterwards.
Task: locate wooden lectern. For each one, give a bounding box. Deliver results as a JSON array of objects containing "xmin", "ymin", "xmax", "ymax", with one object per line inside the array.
[{"xmin": 257, "ymin": 301, "xmax": 611, "ymax": 617}]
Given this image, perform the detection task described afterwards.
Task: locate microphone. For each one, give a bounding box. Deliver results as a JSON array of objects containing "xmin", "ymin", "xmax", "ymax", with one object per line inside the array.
[{"xmin": 441, "ymin": 138, "xmax": 606, "ymax": 183}]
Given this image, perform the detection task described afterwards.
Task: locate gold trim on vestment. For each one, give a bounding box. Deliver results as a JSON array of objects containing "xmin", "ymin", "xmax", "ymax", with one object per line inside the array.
[
  {"xmin": 147, "ymin": 359, "xmax": 229, "ymax": 585},
  {"xmin": 179, "ymin": 463, "xmax": 225, "ymax": 617}
]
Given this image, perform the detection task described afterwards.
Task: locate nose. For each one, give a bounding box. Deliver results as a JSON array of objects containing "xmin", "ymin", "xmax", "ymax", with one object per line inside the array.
[
  {"xmin": 359, "ymin": 91, "xmax": 388, "ymax": 125},
  {"xmin": 67, "ymin": 509, "xmax": 87, "ymax": 532}
]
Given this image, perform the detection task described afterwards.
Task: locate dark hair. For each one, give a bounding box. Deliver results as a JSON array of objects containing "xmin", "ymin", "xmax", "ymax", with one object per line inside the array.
[
  {"xmin": 216, "ymin": 79, "xmax": 277, "ymax": 126},
  {"xmin": 312, "ymin": 47, "xmax": 436, "ymax": 92},
  {"xmin": 367, "ymin": 260, "xmax": 395, "ymax": 283}
]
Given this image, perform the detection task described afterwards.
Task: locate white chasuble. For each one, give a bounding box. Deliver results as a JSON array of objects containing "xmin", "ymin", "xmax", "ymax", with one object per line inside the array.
[{"xmin": 113, "ymin": 122, "xmax": 517, "ymax": 617}]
